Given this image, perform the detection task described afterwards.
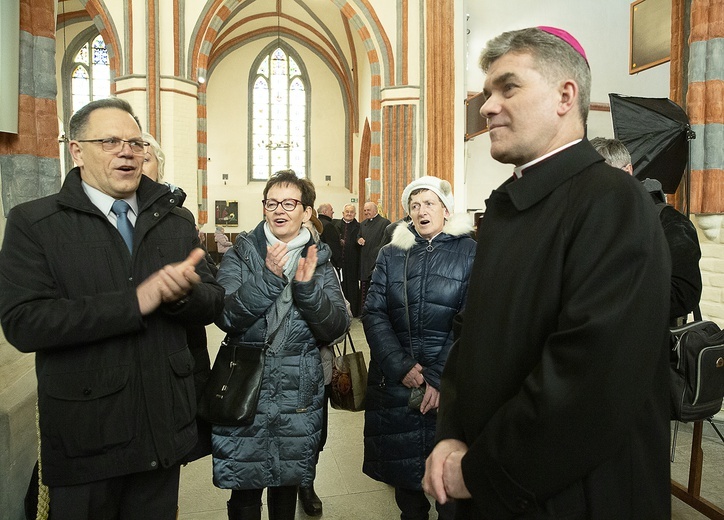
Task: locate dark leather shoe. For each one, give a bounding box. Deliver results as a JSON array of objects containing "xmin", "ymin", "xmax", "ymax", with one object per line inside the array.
[{"xmin": 298, "ymin": 485, "xmax": 323, "ymax": 516}]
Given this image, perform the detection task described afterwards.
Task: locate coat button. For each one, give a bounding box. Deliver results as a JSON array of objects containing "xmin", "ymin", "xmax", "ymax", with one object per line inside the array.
[
  {"xmin": 515, "ymin": 497, "xmax": 530, "ymax": 510},
  {"xmin": 150, "ymin": 460, "xmax": 158, "ymax": 468},
  {"xmin": 154, "ymin": 212, "xmax": 160, "ymax": 218},
  {"xmin": 82, "ymin": 387, "xmax": 92, "ymax": 396},
  {"xmin": 169, "ymin": 198, "xmax": 176, "ymax": 205}
]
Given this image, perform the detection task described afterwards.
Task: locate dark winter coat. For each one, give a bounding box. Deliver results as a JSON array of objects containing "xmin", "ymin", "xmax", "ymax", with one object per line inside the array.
[
  {"xmin": 362, "ymin": 215, "xmax": 476, "ymax": 489},
  {"xmin": 0, "ymin": 168, "xmax": 224, "ymax": 486},
  {"xmin": 318, "ymin": 213, "xmax": 343, "ymax": 268},
  {"xmin": 211, "ymin": 221, "xmax": 349, "ymax": 489},
  {"xmin": 438, "ymin": 141, "xmax": 672, "ymax": 519},
  {"xmin": 334, "ymin": 217, "xmax": 361, "ymax": 315},
  {"xmin": 358, "ymin": 213, "xmax": 391, "ymax": 281},
  {"xmin": 642, "ymin": 179, "xmax": 702, "ymax": 321}
]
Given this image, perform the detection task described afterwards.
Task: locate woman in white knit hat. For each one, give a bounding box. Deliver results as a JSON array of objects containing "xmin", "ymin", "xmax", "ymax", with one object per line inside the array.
[{"xmin": 361, "ymin": 176, "xmax": 477, "ymax": 520}]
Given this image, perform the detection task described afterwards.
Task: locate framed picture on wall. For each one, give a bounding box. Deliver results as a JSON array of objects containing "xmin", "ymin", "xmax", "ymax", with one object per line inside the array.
[
  {"xmin": 465, "ymin": 91, "xmax": 488, "ymax": 141},
  {"xmin": 629, "ymin": 0, "xmax": 671, "ymax": 74},
  {"xmin": 215, "ymin": 200, "xmax": 239, "ymax": 227}
]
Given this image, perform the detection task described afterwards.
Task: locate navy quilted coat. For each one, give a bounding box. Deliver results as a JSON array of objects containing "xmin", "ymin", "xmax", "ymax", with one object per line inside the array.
[
  {"xmin": 211, "ymin": 221, "xmax": 350, "ymax": 489},
  {"xmin": 362, "ymin": 215, "xmax": 476, "ymax": 489}
]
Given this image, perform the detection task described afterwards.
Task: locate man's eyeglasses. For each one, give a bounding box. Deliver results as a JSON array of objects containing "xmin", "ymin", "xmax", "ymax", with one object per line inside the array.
[
  {"xmin": 76, "ymin": 138, "xmax": 150, "ymax": 155},
  {"xmin": 262, "ymin": 199, "xmax": 303, "ymax": 212}
]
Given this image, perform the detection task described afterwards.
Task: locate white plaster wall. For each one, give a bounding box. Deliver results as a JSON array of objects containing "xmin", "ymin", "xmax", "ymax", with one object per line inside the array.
[
  {"xmin": 159, "ymin": 83, "xmax": 199, "ymax": 211},
  {"xmin": 695, "ymin": 217, "xmax": 724, "ymax": 327},
  {"xmin": 205, "ymin": 41, "xmax": 260, "ymax": 233},
  {"xmin": 158, "ymin": 0, "xmax": 176, "ymax": 76},
  {"xmin": 406, "ymin": 0, "xmax": 423, "ymax": 88}
]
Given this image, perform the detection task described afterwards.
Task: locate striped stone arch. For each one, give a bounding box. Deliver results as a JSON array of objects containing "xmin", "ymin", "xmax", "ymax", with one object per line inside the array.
[
  {"xmin": 188, "ymin": 0, "xmax": 394, "ymax": 224},
  {"xmin": 76, "ymin": 0, "xmax": 124, "ymax": 82},
  {"xmin": 188, "ymin": 0, "xmax": 245, "ymax": 224},
  {"xmin": 333, "ymin": 0, "xmax": 394, "ymax": 210}
]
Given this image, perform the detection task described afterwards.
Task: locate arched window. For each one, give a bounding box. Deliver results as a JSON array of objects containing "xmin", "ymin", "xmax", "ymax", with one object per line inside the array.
[
  {"xmin": 250, "ymin": 45, "xmax": 309, "ymax": 180},
  {"xmin": 60, "ymin": 29, "xmax": 112, "ymax": 174},
  {"xmin": 70, "ymin": 34, "xmax": 110, "ymax": 114}
]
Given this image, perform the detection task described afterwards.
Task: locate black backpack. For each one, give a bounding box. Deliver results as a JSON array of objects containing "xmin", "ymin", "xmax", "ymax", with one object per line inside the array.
[{"xmin": 669, "ymin": 319, "xmax": 724, "ymax": 422}]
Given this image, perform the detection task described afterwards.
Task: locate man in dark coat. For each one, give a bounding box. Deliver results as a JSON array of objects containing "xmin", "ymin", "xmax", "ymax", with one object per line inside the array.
[
  {"xmin": 591, "ymin": 136, "xmax": 702, "ymax": 323},
  {"xmin": 0, "ymin": 98, "xmax": 224, "ymax": 520},
  {"xmin": 423, "ymin": 27, "xmax": 672, "ymax": 519},
  {"xmin": 317, "ymin": 203, "xmax": 343, "ymax": 269},
  {"xmin": 357, "ymin": 201, "xmax": 391, "ymax": 307},
  {"xmin": 334, "ymin": 204, "xmax": 361, "ymax": 316},
  {"xmin": 141, "ymin": 132, "xmax": 217, "ymax": 464}
]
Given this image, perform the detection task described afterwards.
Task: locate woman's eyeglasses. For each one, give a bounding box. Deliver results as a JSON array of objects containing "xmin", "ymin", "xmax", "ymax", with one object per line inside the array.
[{"xmin": 262, "ymin": 199, "xmax": 303, "ymax": 212}]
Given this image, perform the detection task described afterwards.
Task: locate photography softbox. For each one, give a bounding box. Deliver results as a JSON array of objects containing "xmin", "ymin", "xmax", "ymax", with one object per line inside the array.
[{"xmin": 609, "ymin": 93, "xmax": 695, "ymax": 194}]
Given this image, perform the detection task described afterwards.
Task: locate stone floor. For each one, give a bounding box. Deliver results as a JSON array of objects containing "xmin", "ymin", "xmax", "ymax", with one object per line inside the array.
[{"xmin": 178, "ymin": 320, "xmax": 724, "ymax": 519}]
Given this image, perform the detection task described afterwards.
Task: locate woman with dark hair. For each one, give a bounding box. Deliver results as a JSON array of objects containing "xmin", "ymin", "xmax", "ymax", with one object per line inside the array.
[{"xmin": 211, "ymin": 170, "xmax": 350, "ymax": 520}]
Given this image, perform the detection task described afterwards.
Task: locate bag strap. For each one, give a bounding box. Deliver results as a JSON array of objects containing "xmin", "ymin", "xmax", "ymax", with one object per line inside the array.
[
  {"xmin": 222, "ymin": 284, "xmax": 292, "ymax": 351},
  {"xmin": 335, "ymin": 331, "xmax": 356, "ymax": 357},
  {"xmin": 694, "ymin": 305, "xmax": 702, "ymax": 322}
]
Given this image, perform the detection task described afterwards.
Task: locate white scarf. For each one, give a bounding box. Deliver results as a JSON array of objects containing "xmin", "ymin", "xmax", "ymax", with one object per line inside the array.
[
  {"xmin": 262, "ymin": 222, "xmax": 311, "ymax": 350},
  {"xmin": 263, "ymin": 222, "xmax": 310, "ymax": 279}
]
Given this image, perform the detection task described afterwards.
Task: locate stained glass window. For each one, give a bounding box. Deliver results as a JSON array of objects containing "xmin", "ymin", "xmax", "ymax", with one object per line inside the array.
[
  {"xmin": 251, "ymin": 46, "xmax": 307, "ymax": 180},
  {"xmin": 70, "ymin": 34, "xmax": 110, "ymax": 115}
]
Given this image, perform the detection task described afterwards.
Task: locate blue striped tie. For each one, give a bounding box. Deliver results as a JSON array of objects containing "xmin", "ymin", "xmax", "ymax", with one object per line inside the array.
[{"xmin": 111, "ymin": 200, "xmax": 134, "ymax": 253}]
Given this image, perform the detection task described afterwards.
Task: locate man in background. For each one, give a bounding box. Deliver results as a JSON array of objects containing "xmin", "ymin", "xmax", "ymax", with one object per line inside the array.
[
  {"xmin": 0, "ymin": 97, "xmax": 224, "ymax": 520},
  {"xmin": 591, "ymin": 136, "xmax": 702, "ymax": 323},
  {"xmin": 317, "ymin": 203, "xmax": 343, "ymax": 269},
  {"xmin": 424, "ymin": 27, "xmax": 671, "ymax": 519},
  {"xmin": 358, "ymin": 202, "xmax": 390, "ymax": 309},
  {"xmin": 334, "ymin": 204, "xmax": 361, "ymax": 316}
]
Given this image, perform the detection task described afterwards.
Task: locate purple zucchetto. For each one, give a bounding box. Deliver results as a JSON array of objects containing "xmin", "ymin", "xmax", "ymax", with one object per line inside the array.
[{"xmin": 537, "ymin": 26, "xmax": 588, "ymax": 64}]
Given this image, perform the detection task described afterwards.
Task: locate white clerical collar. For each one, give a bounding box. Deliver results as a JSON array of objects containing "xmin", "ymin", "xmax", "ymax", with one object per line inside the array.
[{"xmin": 513, "ymin": 139, "xmax": 582, "ymax": 179}]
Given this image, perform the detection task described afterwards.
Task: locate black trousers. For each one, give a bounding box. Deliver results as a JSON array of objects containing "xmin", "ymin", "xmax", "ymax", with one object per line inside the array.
[
  {"xmin": 340, "ymin": 272, "xmax": 360, "ymax": 316},
  {"xmin": 48, "ymin": 464, "xmax": 181, "ymax": 520},
  {"xmin": 230, "ymin": 486, "xmax": 297, "ymax": 520},
  {"xmin": 395, "ymin": 487, "xmax": 456, "ymax": 520}
]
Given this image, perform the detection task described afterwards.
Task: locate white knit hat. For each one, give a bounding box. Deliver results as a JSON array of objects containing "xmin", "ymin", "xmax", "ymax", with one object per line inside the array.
[{"xmin": 401, "ymin": 176, "xmax": 454, "ymax": 214}]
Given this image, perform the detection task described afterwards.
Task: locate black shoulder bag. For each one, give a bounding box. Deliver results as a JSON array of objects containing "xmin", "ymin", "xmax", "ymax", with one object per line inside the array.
[{"xmin": 198, "ymin": 292, "xmax": 290, "ymax": 426}]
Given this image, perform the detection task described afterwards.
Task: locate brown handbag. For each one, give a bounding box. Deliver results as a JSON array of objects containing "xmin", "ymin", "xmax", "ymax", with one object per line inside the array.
[{"xmin": 330, "ymin": 333, "xmax": 368, "ymax": 412}]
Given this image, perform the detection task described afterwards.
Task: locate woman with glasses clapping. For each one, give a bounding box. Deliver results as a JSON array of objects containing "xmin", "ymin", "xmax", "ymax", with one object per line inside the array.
[{"xmin": 210, "ymin": 170, "xmax": 350, "ymax": 520}]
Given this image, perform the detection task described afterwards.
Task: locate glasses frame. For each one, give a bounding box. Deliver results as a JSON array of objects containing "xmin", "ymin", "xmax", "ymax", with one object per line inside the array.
[
  {"xmin": 262, "ymin": 198, "xmax": 304, "ymax": 212},
  {"xmin": 76, "ymin": 137, "xmax": 150, "ymax": 155}
]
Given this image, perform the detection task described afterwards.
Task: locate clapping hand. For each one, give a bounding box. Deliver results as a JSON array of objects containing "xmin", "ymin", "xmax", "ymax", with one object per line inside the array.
[
  {"xmin": 266, "ymin": 243, "xmax": 288, "ymax": 278},
  {"xmin": 137, "ymin": 248, "xmax": 205, "ymax": 315},
  {"xmin": 295, "ymin": 244, "xmax": 317, "ymax": 282}
]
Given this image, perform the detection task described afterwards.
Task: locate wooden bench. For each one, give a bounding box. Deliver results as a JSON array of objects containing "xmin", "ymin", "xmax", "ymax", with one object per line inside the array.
[
  {"xmin": 671, "ymin": 420, "xmax": 724, "ymax": 519},
  {"xmin": 202, "ymin": 232, "xmax": 238, "ymax": 264}
]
